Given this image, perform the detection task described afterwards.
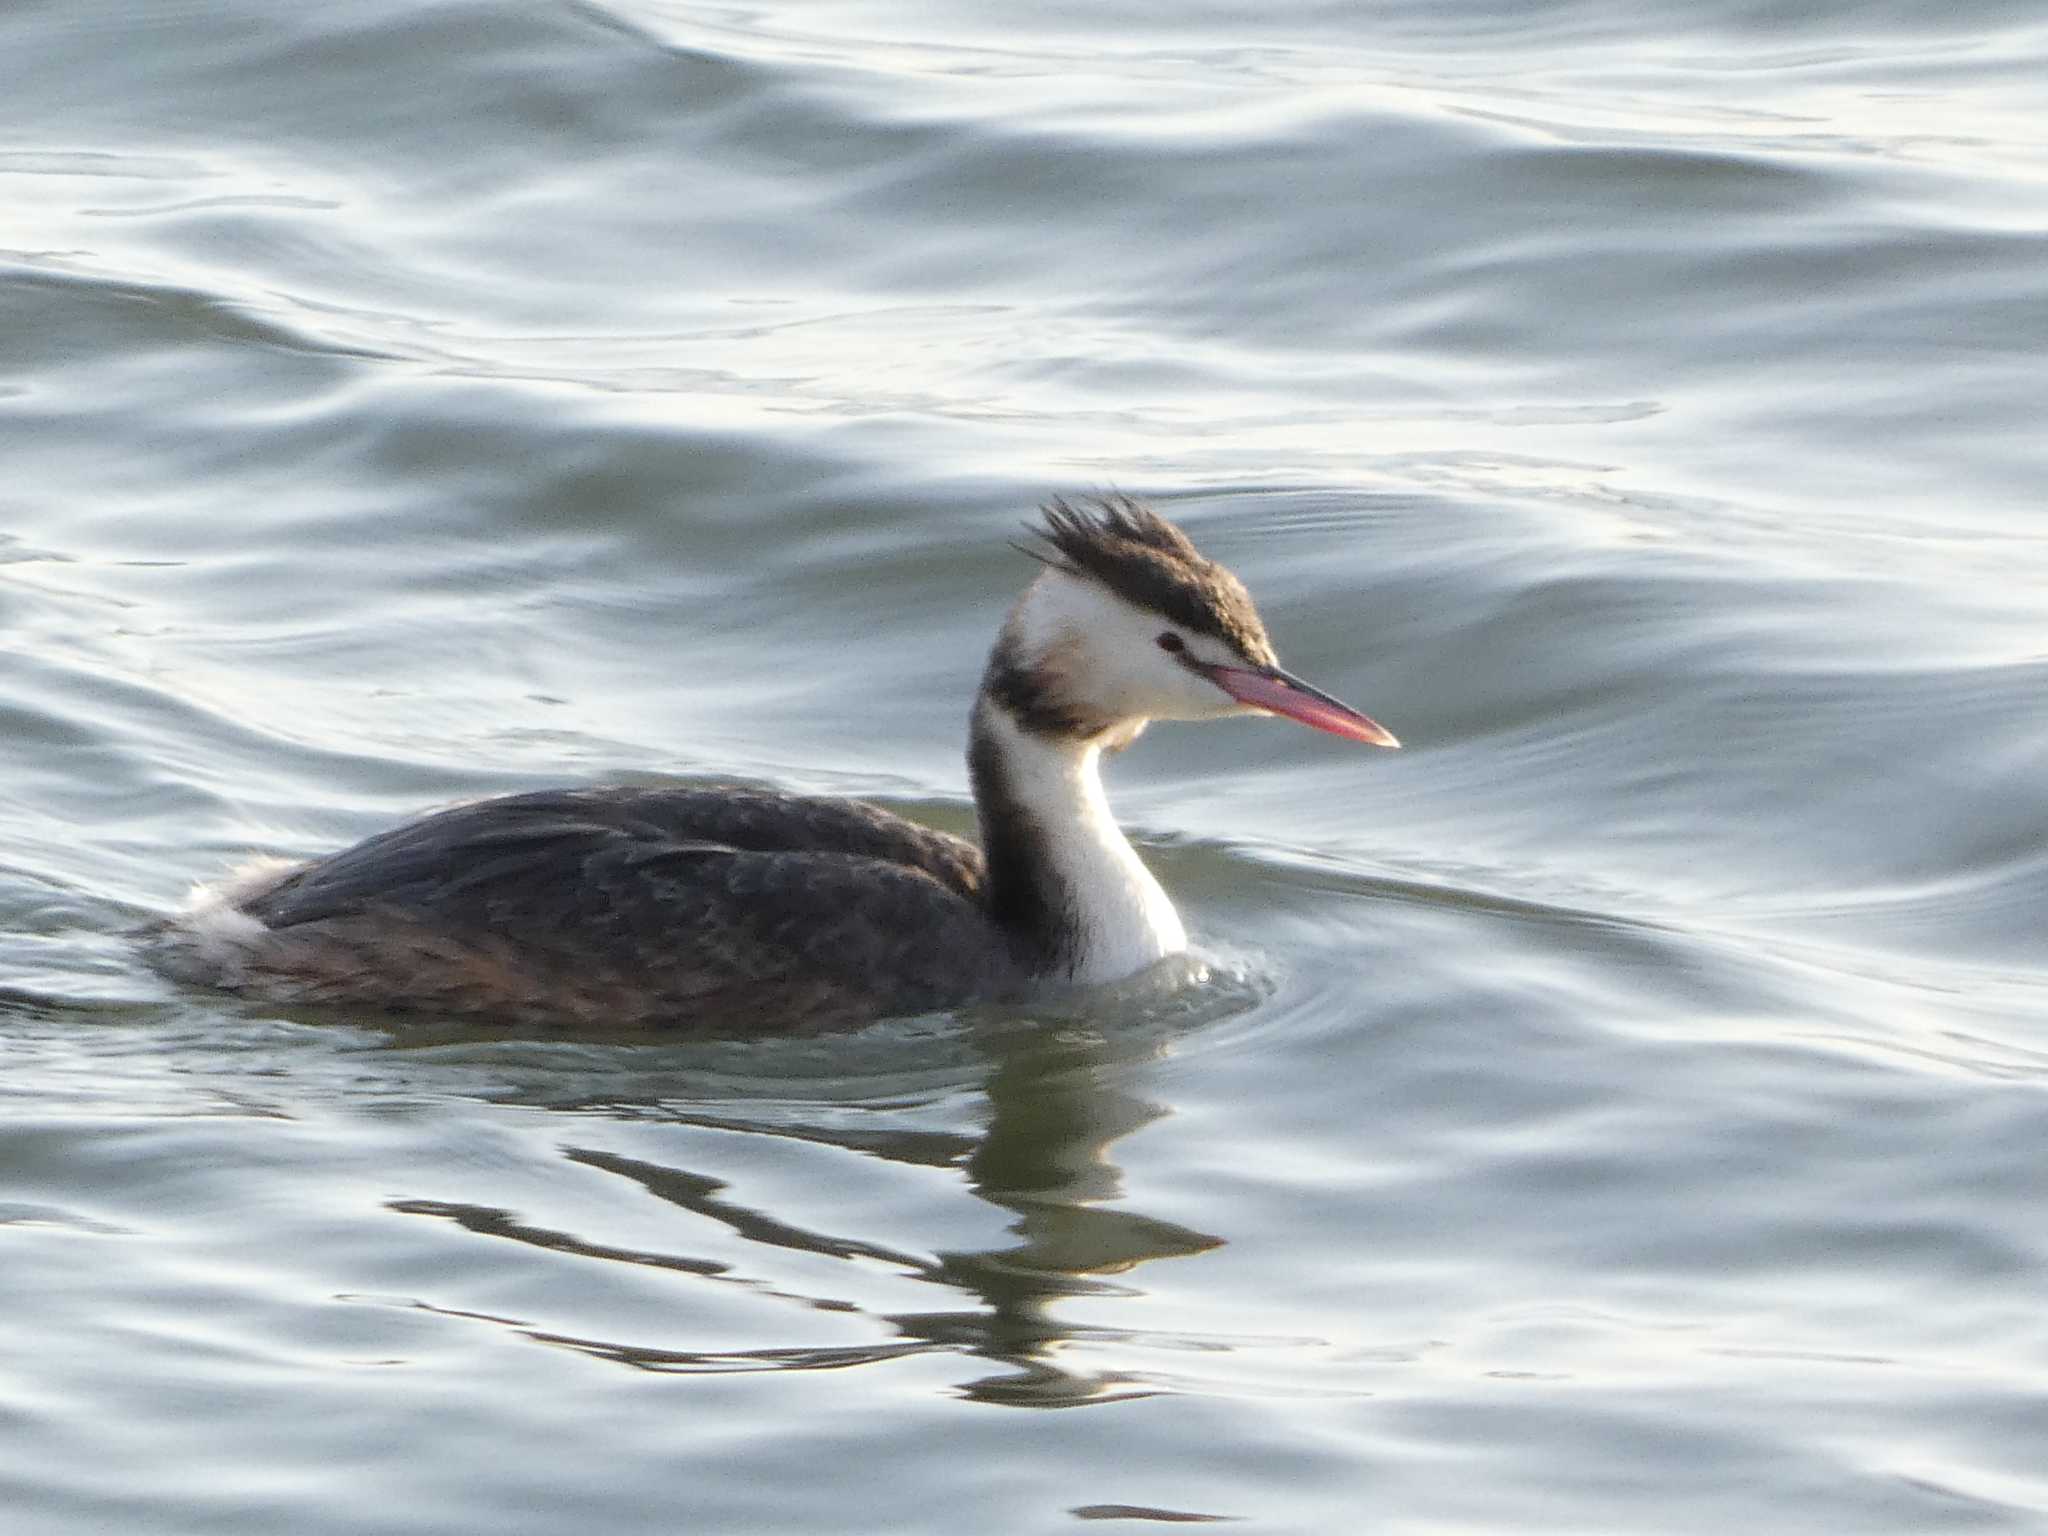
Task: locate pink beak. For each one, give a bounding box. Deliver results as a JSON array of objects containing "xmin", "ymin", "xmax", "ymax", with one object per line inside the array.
[{"xmin": 1208, "ymin": 665, "xmax": 1400, "ymax": 748}]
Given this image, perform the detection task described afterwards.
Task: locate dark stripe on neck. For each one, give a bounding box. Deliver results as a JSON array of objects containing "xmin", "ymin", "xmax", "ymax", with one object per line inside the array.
[
  {"xmin": 980, "ymin": 639, "xmax": 1110, "ymax": 742},
  {"xmin": 968, "ymin": 702, "xmax": 1080, "ymax": 976}
]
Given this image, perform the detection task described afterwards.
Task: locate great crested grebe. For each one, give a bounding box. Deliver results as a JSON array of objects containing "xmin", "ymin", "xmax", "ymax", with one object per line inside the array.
[{"xmin": 146, "ymin": 496, "xmax": 1397, "ymax": 1030}]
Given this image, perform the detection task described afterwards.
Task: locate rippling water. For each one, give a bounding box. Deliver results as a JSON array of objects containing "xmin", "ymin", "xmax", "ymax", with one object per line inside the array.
[{"xmin": 4, "ymin": 1, "xmax": 2047, "ymax": 1530}]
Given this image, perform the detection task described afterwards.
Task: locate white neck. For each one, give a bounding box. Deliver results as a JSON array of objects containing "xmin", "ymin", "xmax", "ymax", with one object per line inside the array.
[{"xmin": 971, "ymin": 703, "xmax": 1187, "ymax": 983}]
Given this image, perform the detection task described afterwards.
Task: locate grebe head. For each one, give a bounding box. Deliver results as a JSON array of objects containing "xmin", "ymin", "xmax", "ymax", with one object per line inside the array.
[{"xmin": 988, "ymin": 495, "xmax": 1399, "ymax": 751}]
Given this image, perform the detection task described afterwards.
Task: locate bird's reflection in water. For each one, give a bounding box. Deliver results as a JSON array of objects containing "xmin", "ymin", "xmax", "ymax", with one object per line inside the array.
[
  {"xmin": 387, "ymin": 1003, "xmax": 1227, "ymax": 1408},
  {"xmin": 925, "ymin": 1021, "xmax": 1223, "ymax": 1405}
]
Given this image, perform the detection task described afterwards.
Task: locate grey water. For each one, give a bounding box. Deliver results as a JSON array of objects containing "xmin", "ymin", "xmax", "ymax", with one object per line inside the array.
[{"xmin": 4, "ymin": 1, "xmax": 2047, "ymax": 1531}]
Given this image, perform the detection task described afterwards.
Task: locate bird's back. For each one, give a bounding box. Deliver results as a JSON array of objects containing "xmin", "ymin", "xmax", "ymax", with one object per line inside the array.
[{"xmin": 147, "ymin": 786, "xmax": 1019, "ymax": 1031}]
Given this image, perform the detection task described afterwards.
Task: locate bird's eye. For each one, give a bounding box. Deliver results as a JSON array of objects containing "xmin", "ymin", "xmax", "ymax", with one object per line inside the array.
[{"xmin": 1155, "ymin": 632, "xmax": 1185, "ymax": 654}]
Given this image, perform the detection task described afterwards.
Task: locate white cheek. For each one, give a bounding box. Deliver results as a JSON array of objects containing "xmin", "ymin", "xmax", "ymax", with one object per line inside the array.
[
  {"xmin": 1121, "ymin": 631, "xmax": 1241, "ymax": 721},
  {"xmin": 1013, "ymin": 573, "xmax": 1248, "ymax": 725},
  {"xmin": 1136, "ymin": 654, "xmax": 1235, "ymax": 722},
  {"xmin": 1171, "ymin": 641, "xmax": 1253, "ymax": 720},
  {"xmin": 1164, "ymin": 666, "xmax": 1215, "ymax": 717}
]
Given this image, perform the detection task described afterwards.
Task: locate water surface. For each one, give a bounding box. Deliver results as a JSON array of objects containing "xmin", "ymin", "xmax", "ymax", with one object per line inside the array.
[{"xmin": 4, "ymin": 0, "xmax": 2047, "ymax": 1530}]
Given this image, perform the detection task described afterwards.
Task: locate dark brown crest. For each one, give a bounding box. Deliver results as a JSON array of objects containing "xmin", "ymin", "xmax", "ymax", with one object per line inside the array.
[{"xmin": 1024, "ymin": 495, "xmax": 1277, "ymax": 665}]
